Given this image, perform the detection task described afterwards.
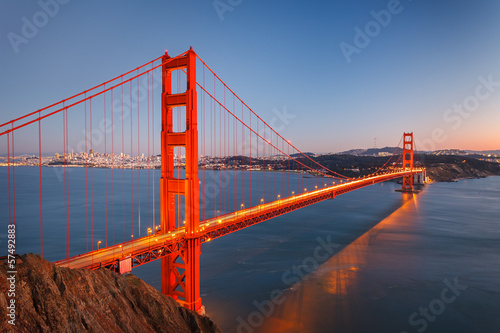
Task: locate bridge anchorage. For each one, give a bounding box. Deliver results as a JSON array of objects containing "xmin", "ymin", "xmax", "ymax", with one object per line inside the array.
[{"xmin": 2, "ymin": 46, "xmax": 425, "ymax": 316}]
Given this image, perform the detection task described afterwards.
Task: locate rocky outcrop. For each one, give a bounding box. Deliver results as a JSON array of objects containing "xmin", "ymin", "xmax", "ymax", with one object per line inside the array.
[
  {"xmin": 426, "ymin": 163, "xmax": 496, "ymax": 182},
  {"xmin": 0, "ymin": 254, "xmax": 222, "ymax": 333},
  {"xmin": 422, "ymin": 155, "xmax": 500, "ymax": 182}
]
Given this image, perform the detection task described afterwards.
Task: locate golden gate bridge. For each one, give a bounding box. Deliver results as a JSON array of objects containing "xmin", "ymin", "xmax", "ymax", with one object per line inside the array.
[{"xmin": 0, "ymin": 48, "xmax": 425, "ymax": 314}]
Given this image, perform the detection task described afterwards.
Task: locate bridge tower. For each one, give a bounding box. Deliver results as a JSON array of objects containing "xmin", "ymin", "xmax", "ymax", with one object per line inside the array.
[
  {"xmin": 401, "ymin": 132, "xmax": 414, "ymax": 192},
  {"xmin": 160, "ymin": 48, "xmax": 202, "ymax": 313}
]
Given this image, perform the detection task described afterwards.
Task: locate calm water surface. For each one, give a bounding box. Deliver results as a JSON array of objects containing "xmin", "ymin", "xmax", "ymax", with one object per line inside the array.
[{"xmin": 1, "ymin": 167, "xmax": 499, "ymax": 333}]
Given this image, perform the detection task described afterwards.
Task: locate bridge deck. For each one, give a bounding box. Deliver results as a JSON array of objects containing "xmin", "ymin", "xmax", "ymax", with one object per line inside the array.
[{"xmin": 54, "ymin": 169, "xmax": 423, "ymax": 271}]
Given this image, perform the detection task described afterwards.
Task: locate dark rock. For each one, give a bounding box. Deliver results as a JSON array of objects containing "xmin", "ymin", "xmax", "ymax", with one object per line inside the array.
[{"xmin": 0, "ymin": 254, "xmax": 222, "ymax": 333}]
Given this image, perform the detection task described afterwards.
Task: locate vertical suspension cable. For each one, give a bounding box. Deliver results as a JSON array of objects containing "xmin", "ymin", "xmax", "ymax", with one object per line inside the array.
[
  {"xmin": 64, "ymin": 105, "xmax": 67, "ymax": 258},
  {"xmin": 7, "ymin": 133, "xmax": 11, "ymax": 226},
  {"xmin": 257, "ymin": 120, "xmax": 259, "ymax": 206},
  {"xmin": 137, "ymin": 71, "xmax": 141, "ymax": 237},
  {"xmin": 104, "ymin": 86, "xmax": 108, "ymax": 247},
  {"xmin": 288, "ymin": 142, "xmax": 291, "ymax": 195},
  {"xmin": 85, "ymin": 95, "xmax": 88, "ymax": 252},
  {"xmin": 249, "ymin": 112, "xmax": 252, "ymax": 206},
  {"xmin": 91, "ymin": 98, "xmax": 94, "ymax": 250},
  {"xmin": 63, "ymin": 106, "xmax": 66, "ymax": 258},
  {"xmin": 280, "ymin": 140, "xmax": 288, "ymax": 196},
  {"xmin": 64, "ymin": 104, "xmax": 69, "ymax": 258},
  {"xmin": 223, "ymin": 89, "xmax": 226, "ymax": 214},
  {"xmin": 147, "ymin": 71, "xmax": 151, "ymax": 231},
  {"xmin": 211, "ymin": 94, "xmax": 215, "ymax": 218},
  {"xmin": 11, "ymin": 127, "xmax": 16, "ymax": 228},
  {"xmin": 212, "ymin": 75, "xmax": 216, "ymax": 218},
  {"xmin": 219, "ymin": 104, "xmax": 221, "ymax": 212},
  {"xmin": 233, "ymin": 97, "xmax": 236, "ymax": 213},
  {"xmin": 130, "ymin": 80, "xmax": 134, "ymax": 239},
  {"xmin": 151, "ymin": 64, "xmax": 156, "ymax": 230},
  {"xmin": 241, "ymin": 103, "xmax": 244, "ymax": 207},
  {"xmin": 271, "ymin": 132, "xmax": 274, "ymax": 200},
  {"xmin": 66, "ymin": 104, "xmax": 69, "ymax": 258},
  {"xmin": 111, "ymin": 89, "xmax": 115, "ymax": 245},
  {"xmin": 122, "ymin": 78, "xmax": 125, "ymax": 242},
  {"xmin": 202, "ymin": 64, "xmax": 205, "ymax": 221},
  {"xmin": 11, "ymin": 126, "xmax": 16, "ymax": 230},
  {"xmin": 264, "ymin": 124, "xmax": 267, "ymax": 202},
  {"xmin": 38, "ymin": 112, "xmax": 43, "ymax": 257}
]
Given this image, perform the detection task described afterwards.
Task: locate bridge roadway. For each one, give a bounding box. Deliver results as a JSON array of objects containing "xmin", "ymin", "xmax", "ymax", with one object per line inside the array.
[{"xmin": 54, "ymin": 169, "xmax": 423, "ymax": 271}]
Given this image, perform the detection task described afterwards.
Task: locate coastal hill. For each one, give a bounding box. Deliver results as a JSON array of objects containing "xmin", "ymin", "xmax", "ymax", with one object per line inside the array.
[
  {"xmin": 420, "ymin": 154, "xmax": 500, "ymax": 182},
  {"xmin": 0, "ymin": 254, "xmax": 222, "ymax": 333}
]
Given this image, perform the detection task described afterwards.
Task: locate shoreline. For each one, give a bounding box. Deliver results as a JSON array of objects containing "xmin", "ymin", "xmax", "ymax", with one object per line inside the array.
[{"xmin": 2, "ymin": 164, "xmax": 500, "ymax": 183}]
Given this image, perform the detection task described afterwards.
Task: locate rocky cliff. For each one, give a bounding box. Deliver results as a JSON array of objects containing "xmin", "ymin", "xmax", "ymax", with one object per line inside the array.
[{"xmin": 0, "ymin": 254, "xmax": 222, "ymax": 333}]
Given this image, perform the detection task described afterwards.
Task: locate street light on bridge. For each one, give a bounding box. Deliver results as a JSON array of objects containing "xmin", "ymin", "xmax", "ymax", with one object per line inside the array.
[
  {"xmin": 97, "ymin": 240, "xmax": 102, "ymax": 250},
  {"xmin": 147, "ymin": 228, "xmax": 152, "ymax": 248}
]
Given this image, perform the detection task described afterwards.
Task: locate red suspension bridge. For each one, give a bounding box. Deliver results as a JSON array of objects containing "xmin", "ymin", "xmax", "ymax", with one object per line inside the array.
[{"xmin": 0, "ymin": 48, "xmax": 425, "ymax": 313}]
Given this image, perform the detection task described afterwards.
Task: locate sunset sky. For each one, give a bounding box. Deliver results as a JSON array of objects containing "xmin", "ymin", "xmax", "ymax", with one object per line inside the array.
[{"xmin": 1, "ymin": 0, "xmax": 499, "ymax": 153}]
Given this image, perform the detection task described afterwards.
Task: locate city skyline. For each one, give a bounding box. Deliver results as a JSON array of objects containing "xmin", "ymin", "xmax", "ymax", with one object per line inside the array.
[{"xmin": 1, "ymin": 0, "xmax": 500, "ymax": 154}]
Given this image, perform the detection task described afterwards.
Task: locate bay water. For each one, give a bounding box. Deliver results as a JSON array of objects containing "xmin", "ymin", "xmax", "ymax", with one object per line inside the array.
[{"xmin": 1, "ymin": 167, "xmax": 499, "ymax": 332}]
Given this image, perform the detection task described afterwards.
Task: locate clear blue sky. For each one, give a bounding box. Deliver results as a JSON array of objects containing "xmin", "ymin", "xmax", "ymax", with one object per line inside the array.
[{"xmin": 1, "ymin": 0, "xmax": 499, "ymax": 153}]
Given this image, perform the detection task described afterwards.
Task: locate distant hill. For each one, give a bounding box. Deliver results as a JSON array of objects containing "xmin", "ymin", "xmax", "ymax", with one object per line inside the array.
[
  {"xmin": 338, "ymin": 147, "xmax": 402, "ymax": 156},
  {"xmin": 466, "ymin": 150, "xmax": 500, "ymax": 156},
  {"xmin": 290, "ymin": 152, "xmax": 316, "ymax": 158},
  {"xmin": 431, "ymin": 149, "xmax": 469, "ymax": 156},
  {"xmin": 337, "ymin": 148, "xmax": 500, "ymax": 158}
]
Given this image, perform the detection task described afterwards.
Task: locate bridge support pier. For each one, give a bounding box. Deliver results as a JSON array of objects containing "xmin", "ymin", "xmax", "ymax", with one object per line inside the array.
[
  {"xmin": 396, "ymin": 132, "xmax": 422, "ymax": 193},
  {"xmin": 160, "ymin": 48, "xmax": 203, "ymax": 314}
]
